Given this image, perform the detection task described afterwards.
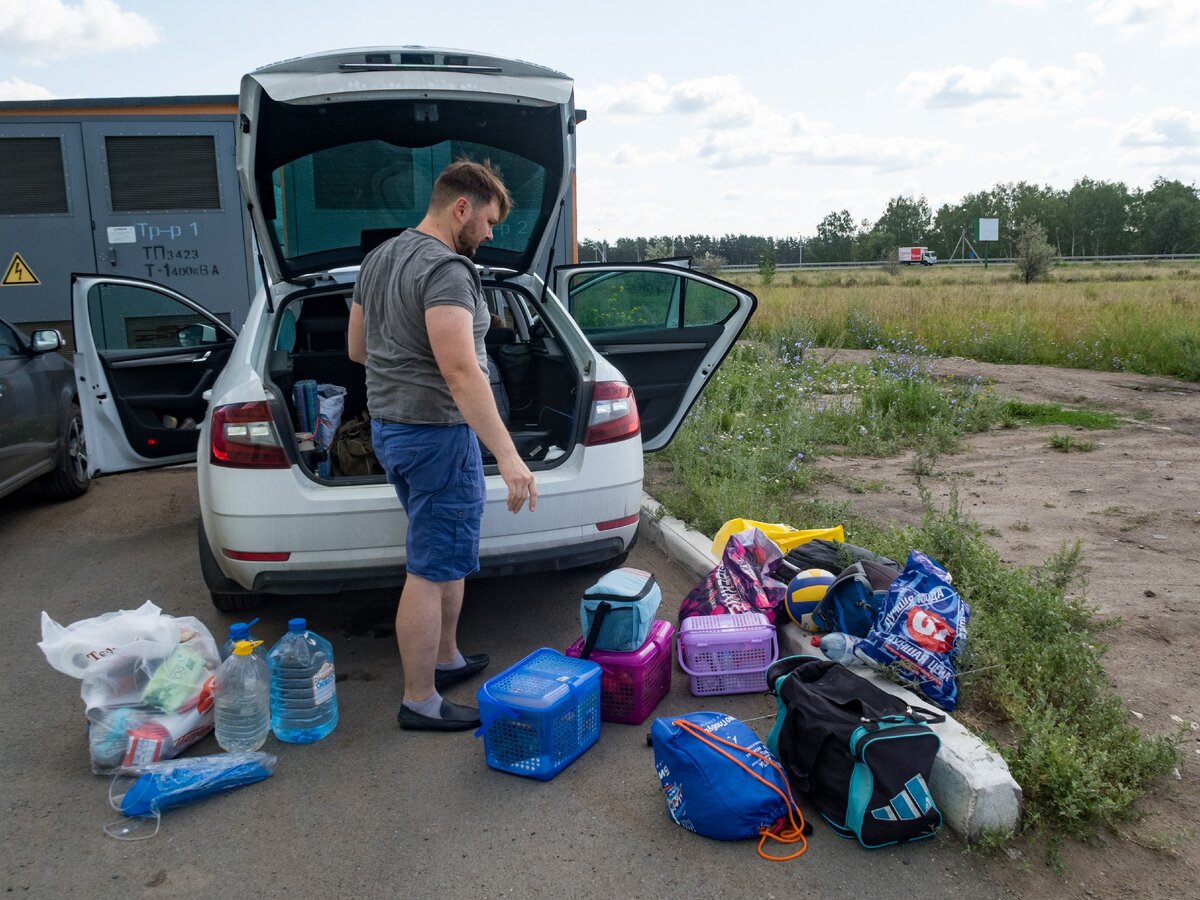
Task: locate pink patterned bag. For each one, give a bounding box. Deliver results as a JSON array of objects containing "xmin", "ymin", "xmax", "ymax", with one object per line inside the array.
[{"xmin": 679, "ymin": 528, "xmax": 787, "ymax": 624}]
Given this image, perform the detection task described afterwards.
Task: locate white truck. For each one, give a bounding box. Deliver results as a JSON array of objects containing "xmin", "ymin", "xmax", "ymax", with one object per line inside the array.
[{"xmin": 898, "ymin": 246, "xmax": 937, "ymax": 265}]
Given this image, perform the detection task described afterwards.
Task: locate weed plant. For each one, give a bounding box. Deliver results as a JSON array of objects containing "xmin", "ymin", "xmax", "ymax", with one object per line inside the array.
[{"xmin": 651, "ymin": 333, "xmax": 1181, "ymax": 837}]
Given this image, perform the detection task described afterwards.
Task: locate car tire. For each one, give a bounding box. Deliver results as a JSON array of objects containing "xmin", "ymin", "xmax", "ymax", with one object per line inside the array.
[
  {"xmin": 41, "ymin": 404, "xmax": 90, "ymax": 500},
  {"xmin": 197, "ymin": 518, "xmax": 264, "ymax": 612}
]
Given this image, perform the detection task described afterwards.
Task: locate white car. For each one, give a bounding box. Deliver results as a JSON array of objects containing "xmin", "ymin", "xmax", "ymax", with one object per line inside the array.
[{"xmin": 72, "ymin": 48, "xmax": 755, "ymax": 611}]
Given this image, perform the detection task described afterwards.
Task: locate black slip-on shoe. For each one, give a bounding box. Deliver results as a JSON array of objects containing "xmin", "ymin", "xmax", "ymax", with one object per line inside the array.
[
  {"xmin": 433, "ymin": 652, "xmax": 491, "ymax": 691},
  {"xmin": 397, "ymin": 698, "xmax": 482, "ymax": 732}
]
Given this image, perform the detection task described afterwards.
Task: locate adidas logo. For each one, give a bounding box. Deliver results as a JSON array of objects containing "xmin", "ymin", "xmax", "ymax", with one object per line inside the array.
[{"xmin": 871, "ymin": 775, "xmax": 934, "ymax": 821}]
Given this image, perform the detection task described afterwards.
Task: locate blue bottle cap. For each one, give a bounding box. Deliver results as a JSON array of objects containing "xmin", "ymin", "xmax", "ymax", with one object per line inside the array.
[
  {"xmin": 288, "ymin": 618, "xmax": 307, "ymax": 633},
  {"xmin": 229, "ymin": 622, "xmax": 251, "ymax": 640}
]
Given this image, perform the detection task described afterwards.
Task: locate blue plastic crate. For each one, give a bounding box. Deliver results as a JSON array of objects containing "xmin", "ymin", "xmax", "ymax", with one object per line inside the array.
[{"xmin": 476, "ymin": 648, "xmax": 602, "ymax": 780}]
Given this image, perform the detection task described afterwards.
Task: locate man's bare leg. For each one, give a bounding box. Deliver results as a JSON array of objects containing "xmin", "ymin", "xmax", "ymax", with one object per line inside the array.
[{"xmin": 396, "ymin": 572, "xmax": 442, "ymax": 702}]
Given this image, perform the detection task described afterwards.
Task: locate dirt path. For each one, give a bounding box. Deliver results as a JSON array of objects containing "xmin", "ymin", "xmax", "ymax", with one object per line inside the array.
[{"xmin": 816, "ymin": 351, "xmax": 1200, "ymax": 896}]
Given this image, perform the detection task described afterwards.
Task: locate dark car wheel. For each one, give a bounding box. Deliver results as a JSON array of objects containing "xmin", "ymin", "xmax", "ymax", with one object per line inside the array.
[
  {"xmin": 41, "ymin": 404, "xmax": 90, "ymax": 500},
  {"xmin": 197, "ymin": 517, "xmax": 265, "ymax": 612}
]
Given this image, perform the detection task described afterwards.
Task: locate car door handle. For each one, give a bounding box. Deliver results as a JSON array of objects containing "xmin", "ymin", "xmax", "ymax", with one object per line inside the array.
[{"xmin": 190, "ymin": 351, "xmax": 212, "ymax": 363}]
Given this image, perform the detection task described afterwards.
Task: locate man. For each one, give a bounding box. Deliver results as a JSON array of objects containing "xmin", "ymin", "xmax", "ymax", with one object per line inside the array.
[{"xmin": 348, "ymin": 160, "xmax": 537, "ymax": 732}]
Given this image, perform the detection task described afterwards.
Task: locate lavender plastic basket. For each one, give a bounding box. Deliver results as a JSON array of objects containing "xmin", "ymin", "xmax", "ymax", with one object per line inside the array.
[
  {"xmin": 566, "ymin": 619, "xmax": 673, "ymax": 725},
  {"xmin": 677, "ymin": 612, "xmax": 779, "ymax": 696}
]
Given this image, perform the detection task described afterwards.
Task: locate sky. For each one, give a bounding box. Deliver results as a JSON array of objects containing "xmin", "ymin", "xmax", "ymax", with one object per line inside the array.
[{"xmin": 1, "ymin": 0, "xmax": 1197, "ymax": 242}]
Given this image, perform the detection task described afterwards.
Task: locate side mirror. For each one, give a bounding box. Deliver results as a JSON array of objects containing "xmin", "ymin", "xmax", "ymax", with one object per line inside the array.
[
  {"xmin": 31, "ymin": 329, "xmax": 64, "ymax": 353},
  {"xmin": 178, "ymin": 323, "xmax": 217, "ymax": 347}
]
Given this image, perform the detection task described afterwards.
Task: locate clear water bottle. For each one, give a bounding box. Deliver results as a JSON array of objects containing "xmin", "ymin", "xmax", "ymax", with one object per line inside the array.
[
  {"xmin": 268, "ymin": 618, "xmax": 338, "ymax": 743},
  {"xmin": 813, "ymin": 632, "xmax": 866, "ymax": 665},
  {"xmin": 214, "ymin": 640, "xmax": 271, "ymax": 752},
  {"xmin": 220, "ymin": 619, "xmax": 262, "ymax": 662}
]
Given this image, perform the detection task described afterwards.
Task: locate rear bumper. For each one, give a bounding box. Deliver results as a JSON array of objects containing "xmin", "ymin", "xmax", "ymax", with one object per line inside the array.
[
  {"xmin": 248, "ymin": 530, "xmax": 635, "ymax": 595},
  {"xmin": 198, "ymin": 437, "xmax": 644, "ymax": 593}
]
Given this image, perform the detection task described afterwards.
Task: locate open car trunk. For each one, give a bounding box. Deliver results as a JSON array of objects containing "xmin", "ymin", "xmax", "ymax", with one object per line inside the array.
[{"xmin": 266, "ymin": 282, "xmax": 583, "ymax": 480}]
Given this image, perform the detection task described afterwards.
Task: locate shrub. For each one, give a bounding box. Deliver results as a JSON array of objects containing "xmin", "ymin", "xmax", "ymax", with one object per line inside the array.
[{"xmin": 1015, "ymin": 218, "xmax": 1057, "ymax": 283}]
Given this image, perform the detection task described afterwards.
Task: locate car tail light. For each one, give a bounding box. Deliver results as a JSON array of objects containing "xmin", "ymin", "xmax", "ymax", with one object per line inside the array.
[
  {"xmin": 583, "ymin": 381, "xmax": 640, "ymax": 446},
  {"xmin": 210, "ymin": 401, "xmax": 289, "ymax": 468}
]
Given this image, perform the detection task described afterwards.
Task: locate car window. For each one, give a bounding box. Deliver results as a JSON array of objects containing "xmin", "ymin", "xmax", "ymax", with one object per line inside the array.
[
  {"xmin": 270, "ymin": 140, "xmax": 547, "ymax": 267},
  {"xmin": 683, "ymin": 281, "xmax": 740, "ymax": 326},
  {"xmin": 0, "ymin": 322, "xmax": 23, "ymax": 357},
  {"xmin": 87, "ymin": 283, "xmax": 234, "ymax": 352},
  {"xmin": 568, "ymin": 270, "xmax": 681, "ymax": 331}
]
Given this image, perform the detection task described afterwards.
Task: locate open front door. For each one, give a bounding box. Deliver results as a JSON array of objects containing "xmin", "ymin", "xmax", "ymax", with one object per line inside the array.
[
  {"xmin": 555, "ymin": 263, "xmax": 755, "ymax": 451},
  {"xmin": 71, "ymin": 274, "xmax": 237, "ymax": 475}
]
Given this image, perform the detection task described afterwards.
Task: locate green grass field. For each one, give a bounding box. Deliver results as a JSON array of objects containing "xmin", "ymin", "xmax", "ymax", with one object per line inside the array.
[{"xmin": 724, "ymin": 261, "xmax": 1200, "ymax": 380}]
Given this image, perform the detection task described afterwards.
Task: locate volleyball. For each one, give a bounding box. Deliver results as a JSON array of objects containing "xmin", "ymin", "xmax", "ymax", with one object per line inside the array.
[{"xmin": 785, "ymin": 568, "xmax": 836, "ymax": 626}]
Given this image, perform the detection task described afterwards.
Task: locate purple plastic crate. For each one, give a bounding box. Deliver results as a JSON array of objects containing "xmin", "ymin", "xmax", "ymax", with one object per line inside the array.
[
  {"xmin": 566, "ymin": 619, "xmax": 673, "ymax": 724},
  {"xmin": 677, "ymin": 612, "xmax": 779, "ymax": 696}
]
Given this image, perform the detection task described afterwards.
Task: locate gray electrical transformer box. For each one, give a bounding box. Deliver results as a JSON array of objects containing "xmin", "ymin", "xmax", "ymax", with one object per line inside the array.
[{"xmin": 0, "ymin": 96, "xmax": 256, "ymax": 339}]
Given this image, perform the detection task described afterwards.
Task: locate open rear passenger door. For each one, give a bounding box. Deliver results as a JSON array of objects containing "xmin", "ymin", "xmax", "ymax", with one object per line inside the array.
[
  {"xmin": 555, "ymin": 263, "xmax": 755, "ymax": 451},
  {"xmin": 72, "ymin": 274, "xmax": 237, "ymax": 475}
]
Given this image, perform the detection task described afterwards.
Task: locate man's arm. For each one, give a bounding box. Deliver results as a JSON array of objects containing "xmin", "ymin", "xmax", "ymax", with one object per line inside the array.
[
  {"xmin": 426, "ymin": 304, "xmax": 537, "ymax": 513},
  {"xmin": 347, "ymin": 300, "xmax": 366, "ymax": 364}
]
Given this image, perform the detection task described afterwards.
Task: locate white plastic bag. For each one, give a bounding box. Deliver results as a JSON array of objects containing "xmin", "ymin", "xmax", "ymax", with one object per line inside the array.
[
  {"xmin": 39, "ymin": 602, "xmax": 220, "ymax": 772},
  {"xmin": 313, "ymin": 383, "xmax": 347, "ymax": 454},
  {"xmin": 313, "ymin": 383, "xmax": 347, "ymax": 478},
  {"xmin": 39, "ymin": 600, "xmax": 178, "ymax": 680}
]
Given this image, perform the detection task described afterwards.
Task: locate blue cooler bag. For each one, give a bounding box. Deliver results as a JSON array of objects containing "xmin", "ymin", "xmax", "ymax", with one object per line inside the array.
[
  {"xmin": 652, "ymin": 712, "xmax": 808, "ymax": 860},
  {"xmin": 579, "ymin": 568, "xmax": 661, "ymax": 654}
]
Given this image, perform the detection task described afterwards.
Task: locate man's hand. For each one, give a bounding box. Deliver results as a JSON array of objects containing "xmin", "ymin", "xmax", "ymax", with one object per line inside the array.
[{"xmin": 497, "ymin": 454, "xmax": 537, "ymax": 513}]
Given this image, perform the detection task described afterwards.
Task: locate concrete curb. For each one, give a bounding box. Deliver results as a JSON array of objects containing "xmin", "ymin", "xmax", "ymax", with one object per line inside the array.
[{"xmin": 639, "ymin": 493, "xmax": 1023, "ymax": 842}]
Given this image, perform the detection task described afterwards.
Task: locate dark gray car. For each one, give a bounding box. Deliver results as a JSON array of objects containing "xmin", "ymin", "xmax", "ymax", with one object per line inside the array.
[{"xmin": 0, "ymin": 317, "xmax": 88, "ymax": 501}]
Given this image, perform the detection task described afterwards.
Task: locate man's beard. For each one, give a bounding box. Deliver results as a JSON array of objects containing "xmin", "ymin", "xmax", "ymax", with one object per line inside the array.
[{"xmin": 455, "ymin": 230, "xmax": 480, "ymax": 258}]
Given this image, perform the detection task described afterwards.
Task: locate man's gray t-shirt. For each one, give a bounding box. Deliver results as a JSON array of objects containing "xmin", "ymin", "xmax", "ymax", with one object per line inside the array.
[{"xmin": 353, "ymin": 230, "xmax": 489, "ymax": 425}]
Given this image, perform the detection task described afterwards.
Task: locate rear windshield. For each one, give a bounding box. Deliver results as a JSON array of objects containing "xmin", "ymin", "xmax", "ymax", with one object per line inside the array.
[{"xmin": 270, "ymin": 140, "xmax": 547, "ymax": 265}]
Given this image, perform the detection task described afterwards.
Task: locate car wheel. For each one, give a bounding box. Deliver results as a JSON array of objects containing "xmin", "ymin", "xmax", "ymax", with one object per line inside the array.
[
  {"xmin": 41, "ymin": 404, "xmax": 90, "ymax": 500},
  {"xmin": 211, "ymin": 590, "xmax": 264, "ymax": 613},
  {"xmin": 197, "ymin": 518, "xmax": 265, "ymax": 611}
]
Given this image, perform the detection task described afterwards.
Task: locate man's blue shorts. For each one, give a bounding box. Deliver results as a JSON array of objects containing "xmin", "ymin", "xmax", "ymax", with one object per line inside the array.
[{"xmin": 371, "ymin": 420, "xmax": 485, "ymax": 582}]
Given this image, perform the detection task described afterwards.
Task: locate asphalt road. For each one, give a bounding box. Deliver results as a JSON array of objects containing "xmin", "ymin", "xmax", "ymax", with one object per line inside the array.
[{"xmin": 2, "ymin": 467, "xmax": 1020, "ymax": 899}]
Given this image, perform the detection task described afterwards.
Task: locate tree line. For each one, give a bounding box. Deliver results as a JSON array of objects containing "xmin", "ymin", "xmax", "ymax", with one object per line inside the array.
[{"xmin": 578, "ymin": 176, "xmax": 1200, "ymax": 266}]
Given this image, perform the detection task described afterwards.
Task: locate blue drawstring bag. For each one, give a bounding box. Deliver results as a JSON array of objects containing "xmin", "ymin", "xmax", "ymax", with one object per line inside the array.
[
  {"xmin": 104, "ymin": 752, "xmax": 276, "ymax": 840},
  {"xmin": 651, "ymin": 711, "xmax": 808, "ymax": 860},
  {"xmin": 856, "ymin": 551, "xmax": 969, "ymax": 711}
]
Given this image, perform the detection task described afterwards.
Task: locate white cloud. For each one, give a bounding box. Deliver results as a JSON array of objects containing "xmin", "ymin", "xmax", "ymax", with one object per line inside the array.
[
  {"xmin": 0, "ymin": 77, "xmax": 55, "ymax": 100},
  {"xmin": 0, "ymin": 0, "xmax": 160, "ymax": 61},
  {"xmin": 582, "ymin": 73, "xmax": 770, "ymax": 128},
  {"xmin": 584, "ymin": 74, "xmax": 959, "ymax": 174},
  {"xmin": 992, "ymin": 0, "xmax": 1049, "ymax": 10},
  {"xmin": 1089, "ymin": 0, "xmax": 1200, "ymax": 45},
  {"xmin": 1119, "ymin": 107, "xmax": 1200, "ymax": 146},
  {"xmin": 1117, "ymin": 107, "xmax": 1200, "ymax": 167},
  {"xmin": 898, "ymin": 54, "xmax": 1105, "ymax": 122}
]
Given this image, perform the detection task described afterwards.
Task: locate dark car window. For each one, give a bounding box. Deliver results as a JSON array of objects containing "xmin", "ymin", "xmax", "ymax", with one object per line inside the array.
[
  {"xmin": 87, "ymin": 283, "xmax": 232, "ymax": 352},
  {"xmin": 0, "ymin": 322, "xmax": 24, "ymax": 357}
]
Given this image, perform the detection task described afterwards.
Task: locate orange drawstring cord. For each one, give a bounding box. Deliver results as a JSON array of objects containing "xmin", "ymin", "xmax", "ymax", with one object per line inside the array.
[{"xmin": 672, "ymin": 719, "xmax": 808, "ymax": 862}]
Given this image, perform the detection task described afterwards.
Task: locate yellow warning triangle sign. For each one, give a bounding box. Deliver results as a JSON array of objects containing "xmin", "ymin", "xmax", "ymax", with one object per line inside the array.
[{"xmin": 2, "ymin": 252, "xmax": 40, "ymax": 286}]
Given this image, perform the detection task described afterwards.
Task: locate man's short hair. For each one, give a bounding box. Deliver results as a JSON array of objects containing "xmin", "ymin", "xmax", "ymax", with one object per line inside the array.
[{"xmin": 430, "ymin": 160, "xmax": 512, "ymax": 220}]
